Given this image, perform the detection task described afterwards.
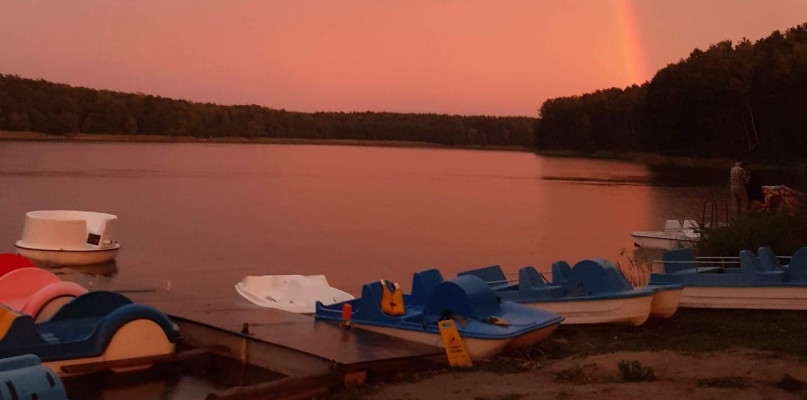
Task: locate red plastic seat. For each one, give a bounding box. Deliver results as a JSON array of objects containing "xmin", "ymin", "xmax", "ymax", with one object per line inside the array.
[{"xmin": 0, "ymin": 254, "xmax": 36, "ymax": 278}]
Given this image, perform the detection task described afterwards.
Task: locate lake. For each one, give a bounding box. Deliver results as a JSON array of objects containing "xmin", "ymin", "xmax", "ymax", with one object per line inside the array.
[{"xmin": 0, "ymin": 141, "xmax": 729, "ymax": 297}]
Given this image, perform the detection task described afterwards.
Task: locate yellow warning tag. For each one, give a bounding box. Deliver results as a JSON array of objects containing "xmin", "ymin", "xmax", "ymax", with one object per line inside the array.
[{"xmin": 438, "ymin": 319, "xmax": 472, "ymax": 368}]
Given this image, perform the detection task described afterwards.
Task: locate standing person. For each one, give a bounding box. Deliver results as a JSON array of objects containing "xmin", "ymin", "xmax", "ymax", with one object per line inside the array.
[
  {"xmin": 746, "ymin": 167, "xmax": 765, "ymax": 210},
  {"xmin": 730, "ymin": 161, "xmax": 750, "ymax": 218}
]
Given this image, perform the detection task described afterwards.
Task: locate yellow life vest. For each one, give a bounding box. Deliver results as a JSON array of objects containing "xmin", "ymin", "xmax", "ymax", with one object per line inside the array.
[{"xmin": 380, "ymin": 280, "xmax": 405, "ymax": 316}]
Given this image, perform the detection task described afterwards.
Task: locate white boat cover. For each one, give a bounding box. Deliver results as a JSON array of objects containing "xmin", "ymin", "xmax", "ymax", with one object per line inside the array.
[{"xmin": 235, "ymin": 275, "xmax": 354, "ymax": 314}]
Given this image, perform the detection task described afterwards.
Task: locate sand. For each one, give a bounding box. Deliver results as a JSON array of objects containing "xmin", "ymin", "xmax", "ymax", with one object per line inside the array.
[{"xmin": 341, "ymin": 348, "xmax": 807, "ymax": 400}]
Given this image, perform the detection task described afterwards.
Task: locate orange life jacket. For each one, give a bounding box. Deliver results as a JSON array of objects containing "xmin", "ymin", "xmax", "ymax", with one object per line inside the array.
[{"xmin": 380, "ymin": 280, "xmax": 405, "ymax": 316}]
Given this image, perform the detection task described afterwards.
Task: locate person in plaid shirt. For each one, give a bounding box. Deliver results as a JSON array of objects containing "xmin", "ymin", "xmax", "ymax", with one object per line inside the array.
[{"xmin": 730, "ymin": 161, "xmax": 750, "ymax": 218}]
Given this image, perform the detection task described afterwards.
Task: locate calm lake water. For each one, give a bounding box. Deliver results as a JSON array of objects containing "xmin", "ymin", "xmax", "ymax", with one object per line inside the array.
[
  {"xmin": 0, "ymin": 141, "xmax": 728, "ymax": 296},
  {"xmin": 0, "ymin": 141, "xmax": 734, "ymax": 398}
]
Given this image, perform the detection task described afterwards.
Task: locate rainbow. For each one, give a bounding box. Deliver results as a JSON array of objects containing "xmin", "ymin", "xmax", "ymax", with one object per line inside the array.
[{"xmin": 614, "ymin": 0, "xmax": 647, "ymax": 85}]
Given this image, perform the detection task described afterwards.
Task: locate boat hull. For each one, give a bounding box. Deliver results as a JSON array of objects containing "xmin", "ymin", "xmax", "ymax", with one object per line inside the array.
[
  {"xmin": 348, "ymin": 323, "xmax": 513, "ymax": 360},
  {"xmin": 680, "ymin": 286, "xmax": 807, "ymax": 309},
  {"xmin": 521, "ymin": 294, "xmax": 653, "ymax": 326},
  {"xmin": 505, "ymin": 323, "xmax": 560, "ymax": 349},
  {"xmin": 15, "ymin": 243, "xmax": 120, "ymax": 266},
  {"xmin": 650, "ymin": 287, "xmax": 683, "ymax": 318},
  {"xmin": 631, "ymin": 234, "xmax": 694, "ymax": 250}
]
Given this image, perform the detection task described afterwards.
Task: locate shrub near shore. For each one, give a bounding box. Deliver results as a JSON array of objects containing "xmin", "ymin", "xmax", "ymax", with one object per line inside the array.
[{"xmin": 695, "ymin": 209, "xmax": 807, "ymax": 258}]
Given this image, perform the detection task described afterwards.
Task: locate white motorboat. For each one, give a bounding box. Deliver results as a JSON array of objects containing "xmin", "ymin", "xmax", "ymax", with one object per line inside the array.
[
  {"xmin": 14, "ymin": 210, "xmax": 120, "ymax": 266},
  {"xmin": 235, "ymin": 275, "xmax": 354, "ymax": 314},
  {"xmin": 631, "ymin": 219, "xmax": 700, "ymax": 250}
]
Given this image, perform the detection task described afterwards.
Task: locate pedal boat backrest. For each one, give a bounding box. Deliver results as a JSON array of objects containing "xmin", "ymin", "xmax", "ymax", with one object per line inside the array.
[
  {"xmin": 0, "ymin": 268, "xmax": 61, "ymax": 310},
  {"xmin": 423, "ymin": 275, "xmax": 500, "ymax": 324},
  {"xmin": 662, "ymin": 249, "xmax": 696, "ymax": 274},
  {"xmin": 784, "ymin": 246, "xmax": 807, "ymax": 283},
  {"xmin": 0, "ymin": 292, "xmax": 179, "ymax": 362},
  {"xmin": 564, "ymin": 259, "xmax": 632, "ymax": 296},
  {"xmin": 518, "ymin": 266, "xmax": 566, "ymax": 299},
  {"xmin": 0, "ymin": 254, "xmax": 36, "ymax": 278},
  {"xmin": 0, "ymin": 354, "xmax": 67, "ymax": 400},
  {"xmin": 739, "ymin": 250, "xmax": 784, "ymax": 284},
  {"xmin": 757, "ymin": 246, "xmax": 782, "ymax": 271},
  {"xmin": 458, "ymin": 265, "xmax": 513, "ymax": 290},
  {"xmin": 0, "ymin": 305, "xmax": 45, "ymax": 348},
  {"xmin": 551, "ymin": 261, "xmax": 572, "ymax": 284},
  {"xmin": 411, "ymin": 269, "xmax": 444, "ymax": 306}
]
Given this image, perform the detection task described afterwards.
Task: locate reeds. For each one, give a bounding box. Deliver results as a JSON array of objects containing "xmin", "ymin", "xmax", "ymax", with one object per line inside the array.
[{"xmin": 616, "ymin": 248, "xmax": 651, "ymax": 287}]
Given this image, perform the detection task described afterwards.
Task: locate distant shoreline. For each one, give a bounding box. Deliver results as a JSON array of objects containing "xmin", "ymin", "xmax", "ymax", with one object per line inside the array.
[
  {"xmin": 2, "ymin": 130, "xmax": 796, "ymax": 172},
  {"xmin": 0, "ymin": 130, "xmax": 530, "ymax": 152}
]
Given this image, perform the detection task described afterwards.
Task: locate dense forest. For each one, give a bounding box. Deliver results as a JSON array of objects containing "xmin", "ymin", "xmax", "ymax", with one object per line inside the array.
[
  {"xmin": 536, "ymin": 22, "xmax": 807, "ymax": 161},
  {"xmin": 0, "ymin": 74, "xmax": 535, "ymax": 148},
  {"xmin": 2, "ymin": 23, "xmax": 807, "ymax": 158}
]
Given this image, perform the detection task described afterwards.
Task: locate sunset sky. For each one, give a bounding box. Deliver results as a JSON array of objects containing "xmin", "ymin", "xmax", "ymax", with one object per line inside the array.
[{"xmin": 1, "ymin": 1, "xmax": 806, "ymax": 116}]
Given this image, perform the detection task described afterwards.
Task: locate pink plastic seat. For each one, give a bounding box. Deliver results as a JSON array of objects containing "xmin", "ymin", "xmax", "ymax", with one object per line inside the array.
[
  {"xmin": 0, "ymin": 268, "xmax": 87, "ymax": 321},
  {"xmin": 0, "ymin": 254, "xmax": 36, "ymax": 278}
]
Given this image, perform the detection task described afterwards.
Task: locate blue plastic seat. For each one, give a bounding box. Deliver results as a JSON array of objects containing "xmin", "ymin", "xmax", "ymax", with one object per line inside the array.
[
  {"xmin": 739, "ymin": 250, "xmax": 784, "ymax": 284},
  {"xmin": 411, "ymin": 269, "xmax": 444, "ymax": 306},
  {"xmin": 550, "ymin": 261, "xmax": 571, "ymax": 284},
  {"xmin": 0, "ymin": 355, "xmax": 68, "ymax": 400},
  {"xmin": 757, "ymin": 246, "xmax": 782, "ymax": 271},
  {"xmin": 785, "ymin": 247, "xmax": 807, "ymax": 283},
  {"xmin": 518, "ymin": 267, "xmax": 566, "ymax": 299},
  {"xmin": 564, "ymin": 259, "xmax": 633, "ymax": 296},
  {"xmin": 458, "ymin": 265, "xmax": 517, "ymax": 291},
  {"xmin": 0, "ymin": 291, "xmax": 180, "ymax": 362}
]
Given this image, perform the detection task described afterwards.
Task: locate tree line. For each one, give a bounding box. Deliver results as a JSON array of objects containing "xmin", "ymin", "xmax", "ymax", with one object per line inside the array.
[
  {"xmin": 0, "ymin": 74, "xmax": 535, "ymax": 148},
  {"xmin": 535, "ymin": 22, "xmax": 807, "ymax": 161},
  {"xmin": 3, "ymin": 22, "xmax": 806, "ymax": 158}
]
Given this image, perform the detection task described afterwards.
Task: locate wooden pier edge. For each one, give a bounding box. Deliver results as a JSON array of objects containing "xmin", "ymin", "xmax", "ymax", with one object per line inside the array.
[
  {"xmin": 205, "ymin": 372, "xmax": 342, "ymax": 400},
  {"xmin": 60, "ymin": 346, "xmax": 228, "ymax": 374}
]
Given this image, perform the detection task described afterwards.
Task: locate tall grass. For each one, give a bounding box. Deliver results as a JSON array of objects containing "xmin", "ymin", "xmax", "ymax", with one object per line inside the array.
[{"xmin": 616, "ymin": 248, "xmax": 651, "ymax": 286}]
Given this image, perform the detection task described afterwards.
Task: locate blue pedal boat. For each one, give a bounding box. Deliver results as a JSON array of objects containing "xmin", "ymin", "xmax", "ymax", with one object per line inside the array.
[
  {"xmin": 0, "ymin": 355, "xmax": 68, "ymax": 400},
  {"xmin": 460, "ymin": 259, "xmax": 665, "ymax": 325},
  {"xmin": 315, "ymin": 269, "xmax": 564, "ymax": 360},
  {"xmin": 0, "ymin": 291, "xmax": 180, "ymax": 377},
  {"xmin": 649, "ymin": 246, "xmax": 807, "ymax": 309}
]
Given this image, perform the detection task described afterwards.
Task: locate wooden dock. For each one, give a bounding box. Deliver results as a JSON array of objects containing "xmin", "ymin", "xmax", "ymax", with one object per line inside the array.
[{"xmin": 125, "ymin": 290, "xmax": 446, "ymax": 379}]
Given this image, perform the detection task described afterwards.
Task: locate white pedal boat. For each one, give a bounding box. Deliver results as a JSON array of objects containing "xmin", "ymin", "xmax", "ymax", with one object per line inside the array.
[
  {"xmin": 632, "ymin": 219, "xmax": 700, "ymax": 250},
  {"xmin": 14, "ymin": 210, "xmax": 120, "ymax": 266},
  {"xmin": 235, "ymin": 275, "xmax": 354, "ymax": 314}
]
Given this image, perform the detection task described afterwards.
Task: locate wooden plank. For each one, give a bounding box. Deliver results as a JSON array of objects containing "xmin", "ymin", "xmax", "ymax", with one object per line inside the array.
[{"xmin": 60, "ymin": 346, "xmax": 228, "ymax": 374}]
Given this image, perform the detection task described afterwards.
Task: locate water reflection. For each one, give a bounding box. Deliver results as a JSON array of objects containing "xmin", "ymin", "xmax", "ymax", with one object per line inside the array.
[{"xmin": 54, "ymin": 260, "xmax": 120, "ymax": 277}]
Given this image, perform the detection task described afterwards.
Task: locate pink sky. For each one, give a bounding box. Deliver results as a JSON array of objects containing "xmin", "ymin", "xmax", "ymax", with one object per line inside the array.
[{"xmin": 1, "ymin": 1, "xmax": 806, "ymax": 116}]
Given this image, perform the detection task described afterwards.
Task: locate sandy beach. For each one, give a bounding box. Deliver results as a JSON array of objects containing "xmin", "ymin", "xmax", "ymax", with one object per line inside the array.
[{"xmin": 333, "ymin": 348, "xmax": 807, "ymax": 400}]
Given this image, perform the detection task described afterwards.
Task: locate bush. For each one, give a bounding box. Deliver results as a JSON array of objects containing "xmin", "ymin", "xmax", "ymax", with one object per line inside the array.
[
  {"xmin": 695, "ymin": 209, "xmax": 807, "ymax": 257},
  {"xmin": 617, "ymin": 360, "xmax": 655, "ymax": 382},
  {"xmin": 696, "ymin": 376, "xmax": 750, "ymax": 389}
]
